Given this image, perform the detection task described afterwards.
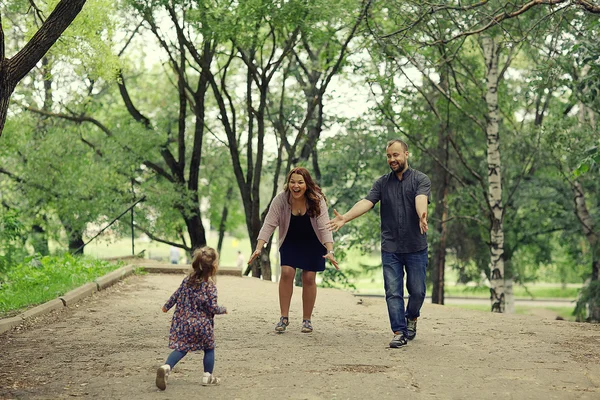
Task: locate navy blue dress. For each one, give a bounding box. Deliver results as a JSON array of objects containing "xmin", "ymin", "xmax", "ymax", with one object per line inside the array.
[{"xmin": 280, "ymin": 212, "xmax": 326, "ymax": 272}]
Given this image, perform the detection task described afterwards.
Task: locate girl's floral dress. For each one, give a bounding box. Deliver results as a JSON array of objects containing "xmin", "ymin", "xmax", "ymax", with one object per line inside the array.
[{"xmin": 163, "ymin": 276, "xmax": 226, "ymax": 351}]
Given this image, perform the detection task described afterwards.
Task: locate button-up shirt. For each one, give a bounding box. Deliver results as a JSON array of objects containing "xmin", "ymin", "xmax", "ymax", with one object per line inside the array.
[{"xmin": 365, "ymin": 168, "xmax": 431, "ymax": 253}]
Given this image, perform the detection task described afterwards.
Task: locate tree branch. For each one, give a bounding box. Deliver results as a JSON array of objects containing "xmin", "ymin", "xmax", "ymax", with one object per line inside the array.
[
  {"xmin": 117, "ymin": 71, "xmax": 152, "ymax": 129},
  {"xmin": 10, "ymin": 0, "xmax": 87, "ymax": 83},
  {"xmin": 134, "ymin": 223, "xmax": 190, "ymax": 251},
  {"xmin": 24, "ymin": 106, "xmax": 113, "ymax": 136}
]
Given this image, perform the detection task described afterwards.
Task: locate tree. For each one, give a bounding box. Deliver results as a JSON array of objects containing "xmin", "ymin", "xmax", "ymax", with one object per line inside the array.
[
  {"xmin": 370, "ymin": 1, "xmax": 600, "ymax": 46},
  {"xmin": 0, "ymin": 0, "xmax": 87, "ymax": 136}
]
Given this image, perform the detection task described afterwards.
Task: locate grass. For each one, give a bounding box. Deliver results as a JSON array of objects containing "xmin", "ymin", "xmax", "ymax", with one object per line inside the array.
[
  {"xmin": 340, "ymin": 277, "xmax": 580, "ymax": 299},
  {"xmin": 2, "ymin": 234, "xmax": 583, "ymax": 322},
  {"xmin": 83, "ymin": 235, "xmax": 251, "ymax": 268},
  {"xmin": 86, "ymin": 235, "xmax": 582, "ymax": 299},
  {"xmin": 0, "ymin": 254, "xmax": 123, "ymax": 317},
  {"xmin": 445, "ymin": 304, "xmax": 576, "ymax": 321}
]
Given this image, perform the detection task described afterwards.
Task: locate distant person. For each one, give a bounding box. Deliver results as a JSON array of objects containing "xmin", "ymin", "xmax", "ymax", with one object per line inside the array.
[
  {"xmin": 327, "ymin": 139, "xmax": 430, "ymax": 348},
  {"xmin": 169, "ymin": 246, "xmax": 180, "ymax": 264},
  {"xmin": 156, "ymin": 246, "xmax": 227, "ymax": 390},
  {"xmin": 248, "ymin": 167, "xmax": 339, "ymax": 334},
  {"xmin": 236, "ymin": 250, "xmax": 245, "ymax": 270}
]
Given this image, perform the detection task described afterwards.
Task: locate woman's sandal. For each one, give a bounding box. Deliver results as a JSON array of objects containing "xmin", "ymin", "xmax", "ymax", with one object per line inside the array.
[
  {"xmin": 301, "ymin": 319, "xmax": 313, "ymax": 333},
  {"xmin": 275, "ymin": 316, "xmax": 289, "ymax": 333}
]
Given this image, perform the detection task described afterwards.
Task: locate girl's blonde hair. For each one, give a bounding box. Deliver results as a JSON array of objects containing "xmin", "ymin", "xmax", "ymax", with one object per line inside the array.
[{"xmin": 189, "ymin": 246, "xmax": 219, "ymax": 285}]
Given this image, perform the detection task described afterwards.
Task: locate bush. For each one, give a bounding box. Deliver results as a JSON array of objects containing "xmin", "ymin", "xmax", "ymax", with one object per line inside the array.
[{"xmin": 0, "ymin": 210, "xmax": 28, "ymax": 275}]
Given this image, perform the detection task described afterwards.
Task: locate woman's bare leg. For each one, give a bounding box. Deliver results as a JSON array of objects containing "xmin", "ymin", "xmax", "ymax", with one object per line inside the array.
[
  {"xmin": 302, "ymin": 271, "xmax": 317, "ymax": 320},
  {"xmin": 279, "ymin": 266, "xmax": 296, "ymax": 317}
]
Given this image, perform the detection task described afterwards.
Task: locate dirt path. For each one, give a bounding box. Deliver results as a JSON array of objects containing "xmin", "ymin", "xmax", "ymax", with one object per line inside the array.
[{"xmin": 1, "ymin": 273, "xmax": 599, "ymax": 399}]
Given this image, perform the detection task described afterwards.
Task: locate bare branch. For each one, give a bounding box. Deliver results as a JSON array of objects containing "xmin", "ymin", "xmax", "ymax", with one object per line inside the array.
[
  {"xmin": 24, "ymin": 106, "xmax": 113, "ymax": 136},
  {"xmin": 377, "ymin": 0, "xmax": 600, "ymax": 46},
  {"xmin": 440, "ymin": 215, "xmax": 487, "ymax": 226},
  {"xmin": 117, "ymin": 72, "xmax": 152, "ymax": 129},
  {"xmin": 134, "ymin": 223, "xmax": 190, "ymax": 251},
  {"xmin": 1, "ymin": 14, "xmax": 5, "ymax": 61},
  {"xmin": 118, "ymin": 20, "xmax": 144, "ymax": 57}
]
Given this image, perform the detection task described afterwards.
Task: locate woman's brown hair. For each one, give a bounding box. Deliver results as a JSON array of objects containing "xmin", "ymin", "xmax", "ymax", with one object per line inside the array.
[
  {"xmin": 284, "ymin": 167, "xmax": 326, "ymax": 218},
  {"xmin": 188, "ymin": 246, "xmax": 219, "ymax": 285}
]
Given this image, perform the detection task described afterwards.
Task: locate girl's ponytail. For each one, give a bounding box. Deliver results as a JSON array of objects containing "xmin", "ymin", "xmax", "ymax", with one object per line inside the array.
[{"xmin": 189, "ymin": 246, "xmax": 219, "ymax": 284}]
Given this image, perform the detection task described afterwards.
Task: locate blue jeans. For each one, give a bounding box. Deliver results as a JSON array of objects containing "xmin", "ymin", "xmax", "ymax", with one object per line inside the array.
[
  {"xmin": 382, "ymin": 248, "xmax": 428, "ymax": 335},
  {"xmin": 165, "ymin": 349, "xmax": 215, "ymax": 373}
]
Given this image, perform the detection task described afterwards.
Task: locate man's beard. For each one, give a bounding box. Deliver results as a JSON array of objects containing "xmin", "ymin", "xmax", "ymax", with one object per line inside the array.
[{"xmin": 389, "ymin": 161, "xmax": 406, "ymax": 173}]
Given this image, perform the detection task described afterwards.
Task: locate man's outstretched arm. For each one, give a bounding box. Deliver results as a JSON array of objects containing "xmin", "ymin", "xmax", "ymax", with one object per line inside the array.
[{"xmin": 327, "ymin": 199, "xmax": 374, "ymax": 232}]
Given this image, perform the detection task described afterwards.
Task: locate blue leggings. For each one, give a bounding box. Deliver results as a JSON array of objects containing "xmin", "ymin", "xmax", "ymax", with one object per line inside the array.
[{"xmin": 164, "ymin": 349, "xmax": 215, "ymax": 373}]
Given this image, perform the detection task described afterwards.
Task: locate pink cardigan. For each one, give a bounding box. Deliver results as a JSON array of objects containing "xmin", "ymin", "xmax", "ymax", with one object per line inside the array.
[{"xmin": 257, "ymin": 191, "xmax": 334, "ymax": 248}]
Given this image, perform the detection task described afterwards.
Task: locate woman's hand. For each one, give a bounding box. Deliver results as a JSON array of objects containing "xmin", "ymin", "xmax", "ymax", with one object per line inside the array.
[
  {"xmin": 247, "ymin": 249, "xmax": 262, "ymax": 264},
  {"xmin": 161, "ymin": 306, "xmax": 167, "ymax": 313},
  {"xmin": 323, "ymin": 252, "xmax": 339, "ymax": 270}
]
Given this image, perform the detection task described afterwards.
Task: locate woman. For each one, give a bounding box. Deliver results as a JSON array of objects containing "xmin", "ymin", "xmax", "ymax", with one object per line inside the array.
[{"xmin": 248, "ymin": 167, "xmax": 339, "ymax": 334}]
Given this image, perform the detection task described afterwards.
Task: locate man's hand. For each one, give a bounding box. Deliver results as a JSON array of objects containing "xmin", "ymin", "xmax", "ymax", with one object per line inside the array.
[
  {"xmin": 419, "ymin": 212, "xmax": 428, "ymax": 234},
  {"xmin": 247, "ymin": 249, "xmax": 262, "ymax": 264},
  {"xmin": 326, "ymin": 209, "xmax": 346, "ymax": 232}
]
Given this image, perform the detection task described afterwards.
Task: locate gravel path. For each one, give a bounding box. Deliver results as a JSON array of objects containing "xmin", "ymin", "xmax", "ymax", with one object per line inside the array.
[{"xmin": 1, "ymin": 273, "xmax": 599, "ymax": 399}]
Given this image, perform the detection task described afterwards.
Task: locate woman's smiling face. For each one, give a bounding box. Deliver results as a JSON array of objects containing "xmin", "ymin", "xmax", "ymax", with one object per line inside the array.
[{"xmin": 288, "ymin": 173, "xmax": 307, "ymax": 199}]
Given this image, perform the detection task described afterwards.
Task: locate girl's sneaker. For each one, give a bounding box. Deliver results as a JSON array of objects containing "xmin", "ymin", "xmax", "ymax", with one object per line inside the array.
[
  {"xmin": 202, "ymin": 372, "xmax": 221, "ymax": 386},
  {"xmin": 155, "ymin": 364, "xmax": 170, "ymax": 390}
]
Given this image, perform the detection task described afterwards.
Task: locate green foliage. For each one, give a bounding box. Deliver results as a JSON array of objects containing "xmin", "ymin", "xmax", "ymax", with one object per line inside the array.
[
  {"xmin": 0, "ymin": 254, "xmax": 123, "ymax": 316},
  {"xmin": 574, "ymin": 280, "xmax": 600, "ymax": 322},
  {"xmin": 320, "ymin": 267, "xmax": 356, "ymax": 290},
  {"xmin": 574, "ymin": 144, "xmax": 599, "ymax": 178},
  {"xmin": 0, "ymin": 210, "xmax": 27, "ymax": 274}
]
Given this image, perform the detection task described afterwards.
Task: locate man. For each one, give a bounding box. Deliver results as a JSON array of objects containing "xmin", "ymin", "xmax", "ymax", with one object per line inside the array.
[{"xmin": 327, "ymin": 139, "xmax": 430, "ymax": 348}]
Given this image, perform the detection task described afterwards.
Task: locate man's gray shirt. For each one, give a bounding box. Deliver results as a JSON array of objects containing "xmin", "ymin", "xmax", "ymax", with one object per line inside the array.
[{"xmin": 365, "ymin": 168, "xmax": 431, "ymax": 254}]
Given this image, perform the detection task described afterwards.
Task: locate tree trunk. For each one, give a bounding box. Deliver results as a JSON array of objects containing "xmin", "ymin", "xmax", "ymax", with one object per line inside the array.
[
  {"xmin": 69, "ymin": 230, "xmax": 84, "ymax": 255},
  {"xmin": 431, "ymin": 180, "xmax": 449, "ymax": 305},
  {"xmin": 431, "ymin": 70, "xmax": 451, "ymax": 305},
  {"xmin": 572, "ymin": 181, "xmax": 599, "ymax": 321},
  {"xmin": 185, "ymin": 214, "xmax": 206, "ymax": 251},
  {"xmin": 573, "ymin": 181, "xmax": 597, "ymax": 279},
  {"xmin": 216, "ymin": 186, "xmax": 234, "ymax": 255},
  {"xmin": 482, "ymin": 36, "xmax": 506, "ymax": 313},
  {"xmin": 0, "ymin": 68, "xmax": 16, "ymax": 135}
]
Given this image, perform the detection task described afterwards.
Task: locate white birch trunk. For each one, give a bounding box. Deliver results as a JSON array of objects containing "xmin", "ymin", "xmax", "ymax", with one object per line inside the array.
[{"xmin": 482, "ymin": 36, "xmax": 505, "ymax": 313}]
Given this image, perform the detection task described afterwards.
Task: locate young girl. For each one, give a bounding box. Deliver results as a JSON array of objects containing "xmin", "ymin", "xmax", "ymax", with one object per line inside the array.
[{"xmin": 156, "ymin": 246, "xmax": 227, "ymax": 390}]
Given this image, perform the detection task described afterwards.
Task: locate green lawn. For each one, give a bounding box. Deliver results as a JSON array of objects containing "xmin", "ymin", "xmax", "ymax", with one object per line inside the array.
[
  {"xmin": 445, "ymin": 304, "xmax": 576, "ymax": 321},
  {"xmin": 83, "ymin": 235, "xmax": 253, "ymax": 268},
  {"xmin": 4, "ymin": 234, "xmax": 582, "ymax": 322},
  {"xmin": 85, "ymin": 235, "xmax": 582, "ymax": 299},
  {"xmin": 349, "ymin": 278, "xmax": 581, "ymax": 299},
  {"xmin": 0, "ymin": 254, "xmax": 125, "ymax": 317}
]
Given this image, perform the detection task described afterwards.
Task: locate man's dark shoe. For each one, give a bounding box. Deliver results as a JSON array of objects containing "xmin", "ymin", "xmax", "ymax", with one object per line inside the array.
[
  {"xmin": 406, "ymin": 318, "xmax": 417, "ymax": 340},
  {"xmin": 389, "ymin": 332, "xmax": 408, "ymax": 348}
]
